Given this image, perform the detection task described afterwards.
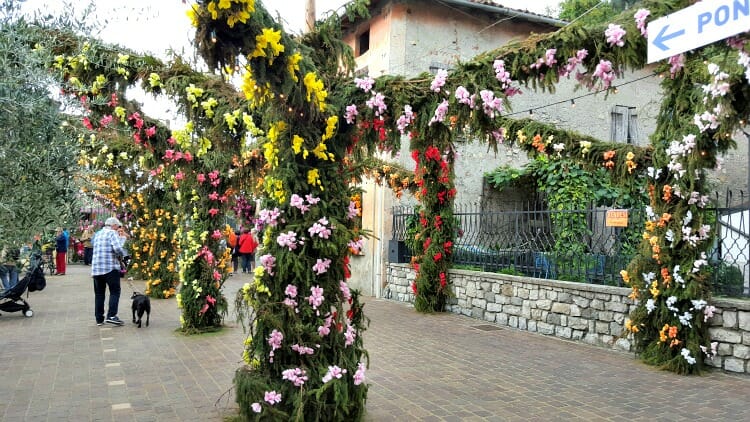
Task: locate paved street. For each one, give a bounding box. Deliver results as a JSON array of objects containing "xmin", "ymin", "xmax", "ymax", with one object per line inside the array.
[{"xmin": 1, "ymin": 263, "xmax": 748, "ymax": 421}]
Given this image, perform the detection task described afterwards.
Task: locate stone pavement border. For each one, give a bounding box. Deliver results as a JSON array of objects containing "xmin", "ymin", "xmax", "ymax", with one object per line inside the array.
[{"xmin": 0, "ymin": 264, "xmax": 748, "ymax": 421}]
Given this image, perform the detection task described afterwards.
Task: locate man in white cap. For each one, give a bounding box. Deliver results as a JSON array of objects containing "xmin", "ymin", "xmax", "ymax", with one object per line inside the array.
[{"xmin": 91, "ymin": 217, "xmax": 128, "ymax": 326}]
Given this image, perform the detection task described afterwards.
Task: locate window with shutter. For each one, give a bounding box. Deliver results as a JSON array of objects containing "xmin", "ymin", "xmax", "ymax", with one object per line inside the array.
[{"xmin": 610, "ymin": 105, "xmax": 638, "ymax": 144}]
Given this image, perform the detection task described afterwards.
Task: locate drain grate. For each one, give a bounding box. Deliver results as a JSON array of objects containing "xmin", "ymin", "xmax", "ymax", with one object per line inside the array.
[{"xmin": 471, "ymin": 324, "xmax": 502, "ymax": 331}]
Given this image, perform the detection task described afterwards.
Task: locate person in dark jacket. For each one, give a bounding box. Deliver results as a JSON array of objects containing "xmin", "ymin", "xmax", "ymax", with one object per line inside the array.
[{"xmin": 54, "ymin": 227, "xmax": 67, "ymax": 275}]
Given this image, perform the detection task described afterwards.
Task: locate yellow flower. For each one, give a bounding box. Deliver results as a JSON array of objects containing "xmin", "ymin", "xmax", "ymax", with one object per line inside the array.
[
  {"xmin": 517, "ymin": 130, "xmax": 527, "ymax": 144},
  {"xmin": 624, "ymin": 319, "xmax": 639, "ymax": 333},
  {"xmin": 201, "ymin": 97, "xmax": 218, "ymax": 118},
  {"xmin": 207, "ymin": 1, "xmax": 218, "ymax": 19},
  {"xmin": 312, "ymin": 141, "xmax": 331, "ymax": 160},
  {"xmin": 307, "ymin": 168, "xmax": 322, "ymax": 188},
  {"xmin": 186, "ymin": 84, "xmax": 204, "ymax": 104},
  {"xmin": 218, "ymin": 0, "xmax": 231, "ymax": 9},
  {"xmin": 291, "ymin": 135, "xmax": 309, "ymax": 158},
  {"xmin": 323, "ymin": 115, "xmax": 338, "ymax": 141},
  {"xmin": 186, "ymin": 8, "xmax": 200, "ymax": 27},
  {"xmin": 252, "ymin": 28, "xmax": 285, "ymax": 63},
  {"xmin": 287, "ymin": 52, "xmax": 302, "ymax": 82},
  {"xmin": 117, "ymin": 53, "xmax": 129, "ymax": 65},
  {"xmin": 148, "ymin": 72, "xmax": 161, "ymax": 88},
  {"xmin": 303, "ymin": 72, "xmax": 328, "ymax": 111},
  {"xmin": 649, "ymin": 280, "xmax": 660, "ymax": 298}
]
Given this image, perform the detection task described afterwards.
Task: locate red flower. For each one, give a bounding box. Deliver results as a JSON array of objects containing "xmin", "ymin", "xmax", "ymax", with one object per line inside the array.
[
  {"xmin": 447, "ymin": 188, "xmax": 457, "ymax": 199},
  {"xmin": 107, "ymin": 93, "xmax": 118, "ymax": 107},
  {"xmin": 425, "ymin": 145, "xmax": 441, "ymax": 161},
  {"xmin": 411, "ymin": 282, "xmax": 418, "ymax": 295},
  {"xmin": 433, "ymin": 252, "xmax": 443, "ymax": 262},
  {"xmin": 343, "ymin": 255, "xmax": 351, "ymax": 279},
  {"xmin": 443, "ymin": 241, "xmax": 453, "ymax": 253},
  {"xmin": 437, "ymin": 191, "xmax": 446, "ymax": 204},
  {"xmin": 82, "ymin": 117, "xmax": 93, "ymax": 130},
  {"xmin": 420, "ymin": 217, "xmax": 428, "ymax": 227},
  {"xmin": 434, "ymin": 216, "xmax": 443, "ymax": 229},
  {"xmin": 439, "ymin": 272, "xmax": 447, "ymax": 288},
  {"xmin": 347, "ymin": 308, "xmax": 354, "ymax": 319},
  {"xmin": 423, "ymin": 237, "xmax": 431, "ymax": 251}
]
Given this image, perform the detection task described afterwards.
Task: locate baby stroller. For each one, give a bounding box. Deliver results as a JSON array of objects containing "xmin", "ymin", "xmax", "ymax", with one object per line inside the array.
[{"xmin": 0, "ymin": 251, "xmax": 46, "ymax": 318}]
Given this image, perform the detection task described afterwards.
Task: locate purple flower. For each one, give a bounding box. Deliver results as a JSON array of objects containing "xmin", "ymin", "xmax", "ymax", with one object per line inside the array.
[
  {"xmin": 267, "ymin": 329, "xmax": 283, "ymax": 362},
  {"xmin": 308, "ymin": 217, "xmax": 332, "ymax": 239},
  {"xmin": 340, "ymin": 280, "xmax": 352, "ymax": 301},
  {"xmin": 479, "ymin": 89, "xmax": 503, "ymax": 118},
  {"xmin": 291, "ymin": 344, "xmax": 315, "ymax": 355},
  {"xmin": 282, "ymin": 367, "xmax": 309, "ymax": 387},
  {"xmin": 277, "ymin": 231, "xmax": 298, "ymax": 250},
  {"xmin": 365, "ymin": 92, "xmax": 387, "ymax": 116},
  {"xmin": 346, "ymin": 201, "xmax": 359, "ymax": 220},
  {"xmin": 344, "ymin": 321, "xmax": 357, "ymax": 346},
  {"xmin": 285, "ymin": 284, "xmax": 297, "ymax": 298}
]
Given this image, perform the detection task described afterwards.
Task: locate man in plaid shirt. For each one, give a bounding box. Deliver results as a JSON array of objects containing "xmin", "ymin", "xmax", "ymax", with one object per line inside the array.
[{"xmin": 91, "ymin": 217, "xmax": 128, "ymax": 326}]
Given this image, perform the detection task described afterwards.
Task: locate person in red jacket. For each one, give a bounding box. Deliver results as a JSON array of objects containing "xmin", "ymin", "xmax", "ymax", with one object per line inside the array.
[{"xmin": 237, "ymin": 228, "xmax": 258, "ymax": 274}]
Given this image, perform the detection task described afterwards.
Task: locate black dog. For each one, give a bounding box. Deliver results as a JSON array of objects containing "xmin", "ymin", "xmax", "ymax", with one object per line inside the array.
[{"xmin": 131, "ymin": 292, "xmax": 151, "ymax": 328}]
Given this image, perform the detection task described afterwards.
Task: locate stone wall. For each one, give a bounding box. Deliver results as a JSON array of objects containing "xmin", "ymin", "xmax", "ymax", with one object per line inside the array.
[{"xmin": 385, "ymin": 263, "xmax": 750, "ymax": 374}]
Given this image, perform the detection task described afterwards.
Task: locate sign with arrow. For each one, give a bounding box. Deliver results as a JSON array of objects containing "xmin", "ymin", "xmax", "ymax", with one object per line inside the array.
[{"xmin": 647, "ymin": 0, "xmax": 750, "ymax": 63}]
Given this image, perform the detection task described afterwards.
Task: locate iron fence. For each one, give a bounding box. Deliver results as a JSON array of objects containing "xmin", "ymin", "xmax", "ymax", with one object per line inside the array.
[{"xmin": 391, "ymin": 191, "xmax": 749, "ymax": 297}]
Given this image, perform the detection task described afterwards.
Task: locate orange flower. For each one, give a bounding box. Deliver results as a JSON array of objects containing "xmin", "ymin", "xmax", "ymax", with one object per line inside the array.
[
  {"xmin": 603, "ymin": 150, "xmax": 616, "ymax": 160},
  {"xmin": 659, "ymin": 324, "xmax": 669, "ymax": 342},
  {"xmin": 662, "ymin": 185, "xmax": 672, "ymax": 202},
  {"xmin": 668, "ymin": 325, "xmax": 678, "ymax": 338},
  {"xmin": 661, "ymin": 267, "xmax": 672, "ymax": 287}
]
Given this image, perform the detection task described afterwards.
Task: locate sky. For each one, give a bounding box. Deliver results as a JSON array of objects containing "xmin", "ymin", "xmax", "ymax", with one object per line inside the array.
[{"xmin": 21, "ymin": 0, "xmax": 562, "ymax": 58}]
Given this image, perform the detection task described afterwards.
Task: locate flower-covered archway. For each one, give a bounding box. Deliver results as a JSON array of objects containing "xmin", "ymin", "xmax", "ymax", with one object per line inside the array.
[{"xmin": 20, "ymin": 0, "xmax": 750, "ymax": 418}]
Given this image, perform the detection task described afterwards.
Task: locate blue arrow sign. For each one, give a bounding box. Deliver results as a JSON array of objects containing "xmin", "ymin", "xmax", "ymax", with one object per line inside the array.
[
  {"xmin": 647, "ymin": 0, "xmax": 750, "ymax": 63},
  {"xmin": 652, "ymin": 24, "xmax": 685, "ymax": 51}
]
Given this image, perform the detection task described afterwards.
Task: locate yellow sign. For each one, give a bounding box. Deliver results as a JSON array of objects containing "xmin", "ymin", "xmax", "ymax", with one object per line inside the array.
[{"xmin": 606, "ymin": 209, "xmax": 629, "ymax": 227}]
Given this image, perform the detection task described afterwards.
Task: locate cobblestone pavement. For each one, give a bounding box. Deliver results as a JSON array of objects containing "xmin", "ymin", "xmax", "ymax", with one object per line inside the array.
[{"xmin": 0, "ymin": 264, "xmax": 748, "ymax": 421}]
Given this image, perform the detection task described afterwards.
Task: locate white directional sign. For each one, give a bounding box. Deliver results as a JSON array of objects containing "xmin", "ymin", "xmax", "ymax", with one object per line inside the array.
[{"xmin": 647, "ymin": 0, "xmax": 750, "ymax": 63}]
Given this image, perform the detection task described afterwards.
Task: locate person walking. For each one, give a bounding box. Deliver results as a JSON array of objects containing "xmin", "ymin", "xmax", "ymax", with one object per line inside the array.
[
  {"xmin": 54, "ymin": 227, "xmax": 67, "ymax": 275},
  {"xmin": 0, "ymin": 245, "xmax": 20, "ymax": 291},
  {"xmin": 91, "ymin": 217, "xmax": 128, "ymax": 326},
  {"xmin": 226, "ymin": 225, "xmax": 239, "ymax": 275},
  {"xmin": 238, "ymin": 228, "xmax": 258, "ymax": 273}
]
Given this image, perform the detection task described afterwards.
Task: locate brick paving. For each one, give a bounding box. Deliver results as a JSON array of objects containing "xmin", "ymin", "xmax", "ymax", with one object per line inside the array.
[{"xmin": 0, "ymin": 263, "xmax": 748, "ymax": 421}]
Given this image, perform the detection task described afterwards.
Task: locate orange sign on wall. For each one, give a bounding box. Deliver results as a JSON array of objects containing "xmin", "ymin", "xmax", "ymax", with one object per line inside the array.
[{"xmin": 605, "ymin": 209, "xmax": 629, "ymax": 227}]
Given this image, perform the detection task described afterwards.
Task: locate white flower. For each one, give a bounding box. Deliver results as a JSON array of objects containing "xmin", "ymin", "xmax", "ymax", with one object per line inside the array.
[
  {"xmin": 681, "ymin": 348, "xmax": 696, "ymax": 365},
  {"xmin": 645, "ymin": 298, "xmax": 656, "ymax": 314}
]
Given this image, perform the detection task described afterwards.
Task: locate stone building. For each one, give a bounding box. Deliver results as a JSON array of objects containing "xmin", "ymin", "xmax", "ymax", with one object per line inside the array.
[{"xmin": 338, "ymin": 0, "xmax": 749, "ymax": 297}]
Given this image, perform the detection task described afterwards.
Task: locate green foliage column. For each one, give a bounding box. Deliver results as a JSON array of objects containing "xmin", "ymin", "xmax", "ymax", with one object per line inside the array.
[
  {"xmin": 409, "ymin": 139, "xmax": 456, "ymax": 312},
  {"xmin": 190, "ymin": 1, "xmax": 370, "ymax": 419}
]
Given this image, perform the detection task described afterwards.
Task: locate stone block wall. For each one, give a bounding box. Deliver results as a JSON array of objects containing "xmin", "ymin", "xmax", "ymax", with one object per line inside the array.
[{"xmin": 385, "ymin": 263, "xmax": 750, "ymax": 374}]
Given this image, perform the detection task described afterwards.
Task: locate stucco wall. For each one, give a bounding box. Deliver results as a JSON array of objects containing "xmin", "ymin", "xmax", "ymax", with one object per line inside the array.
[{"xmin": 386, "ymin": 263, "xmax": 750, "ymax": 374}]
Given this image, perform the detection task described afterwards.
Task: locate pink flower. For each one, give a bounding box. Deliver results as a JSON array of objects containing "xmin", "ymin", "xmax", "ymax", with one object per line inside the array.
[
  {"xmin": 264, "ymin": 391, "xmax": 282, "ymax": 405},
  {"xmin": 308, "ymin": 218, "xmax": 332, "ymax": 239},
  {"xmin": 312, "ymin": 258, "xmax": 332, "ymax": 275},
  {"xmin": 308, "ymin": 286, "xmax": 324, "ymax": 310},
  {"xmin": 592, "ymin": 59, "xmax": 615, "ymax": 89},
  {"xmin": 282, "ymin": 368, "xmax": 309, "ymax": 387},
  {"xmin": 212, "ymin": 270, "xmax": 221, "ymax": 281},
  {"xmin": 365, "ymin": 92, "xmax": 387, "ymax": 116},
  {"xmin": 479, "ymin": 89, "xmax": 503, "ymax": 118},
  {"xmin": 344, "ymin": 322, "xmax": 357, "ymax": 346},
  {"xmin": 82, "ymin": 117, "xmax": 93, "ymax": 130},
  {"xmin": 163, "ymin": 150, "xmax": 175, "ymax": 161},
  {"xmin": 354, "ymin": 76, "xmax": 375, "ymax": 92},
  {"xmin": 267, "ymin": 329, "xmax": 283, "ymax": 362},
  {"xmin": 429, "ymin": 99, "xmax": 449, "ymax": 126},
  {"xmin": 396, "ymin": 104, "xmax": 415, "ymax": 134},
  {"xmin": 339, "ymin": 280, "xmax": 352, "ymax": 301},
  {"xmin": 183, "ymin": 151, "xmax": 193, "ymax": 161},
  {"xmin": 276, "ymin": 231, "xmax": 298, "ymax": 250},
  {"xmin": 197, "ymin": 173, "xmax": 206, "ymax": 183},
  {"xmin": 145, "ymin": 126, "xmax": 156, "ymax": 138},
  {"xmin": 208, "ymin": 191, "xmax": 219, "ymax": 201},
  {"xmin": 605, "ymin": 23, "xmax": 626, "ymax": 47},
  {"xmin": 251, "ymin": 403, "xmax": 261, "ymax": 413},
  {"xmin": 211, "ymin": 230, "xmax": 222, "ymax": 239},
  {"xmin": 318, "ymin": 315, "xmax": 333, "ymax": 336},
  {"xmin": 284, "ymin": 284, "xmax": 297, "ymax": 298},
  {"xmin": 166, "ymin": 136, "xmax": 176, "ymax": 145},
  {"xmin": 291, "ymin": 344, "xmax": 315, "ymax": 355},
  {"xmin": 430, "ymin": 69, "xmax": 448, "ymax": 92},
  {"xmin": 99, "ymin": 115, "xmax": 113, "ymax": 127},
  {"xmin": 353, "ymin": 362, "xmax": 366, "ymax": 386},
  {"xmin": 199, "ymin": 303, "xmax": 209, "ymax": 315},
  {"xmin": 346, "ymin": 201, "xmax": 359, "ymax": 220},
  {"xmin": 634, "ymin": 8, "xmax": 650, "ymax": 37},
  {"xmin": 174, "ymin": 171, "xmax": 184, "ymax": 180},
  {"xmin": 321, "ymin": 365, "xmax": 347, "ymax": 383},
  {"xmin": 344, "ymin": 104, "xmax": 358, "ymax": 124},
  {"xmin": 261, "ymin": 255, "xmax": 276, "ymax": 276},
  {"xmin": 668, "ymin": 54, "xmax": 685, "ymax": 78},
  {"xmin": 208, "ymin": 170, "xmax": 220, "ymax": 180},
  {"xmin": 208, "ymin": 208, "xmax": 219, "ymax": 217}
]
